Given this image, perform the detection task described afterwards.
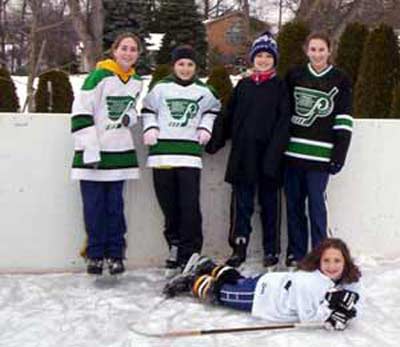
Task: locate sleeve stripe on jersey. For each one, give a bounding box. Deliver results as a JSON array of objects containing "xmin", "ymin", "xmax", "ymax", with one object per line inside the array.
[
  {"xmin": 202, "ymin": 109, "xmax": 220, "ymax": 116},
  {"xmin": 141, "ymin": 107, "xmax": 156, "ymax": 114},
  {"xmin": 335, "ymin": 114, "xmax": 353, "ymax": 121},
  {"xmin": 334, "ymin": 115, "xmax": 353, "ymax": 131},
  {"xmin": 333, "ymin": 125, "xmax": 353, "ymax": 132},
  {"xmin": 71, "ymin": 114, "xmax": 94, "ymax": 133},
  {"xmin": 197, "ymin": 126, "xmax": 212, "ymax": 135},
  {"xmin": 143, "ymin": 126, "xmax": 159, "ymax": 133}
]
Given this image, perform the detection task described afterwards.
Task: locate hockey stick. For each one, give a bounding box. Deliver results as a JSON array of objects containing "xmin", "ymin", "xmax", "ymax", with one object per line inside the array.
[{"xmin": 131, "ymin": 321, "xmax": 325, "ymax": 338}]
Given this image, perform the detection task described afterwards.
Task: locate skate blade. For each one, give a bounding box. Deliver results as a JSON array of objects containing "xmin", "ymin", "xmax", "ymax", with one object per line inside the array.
[
  {"xmin": 181, "ymin": 253, "xmax": 201, "ymax": 274},
  {"xmin": 165, "ymin": 267, "xmax": 181, "ymax": 279}
]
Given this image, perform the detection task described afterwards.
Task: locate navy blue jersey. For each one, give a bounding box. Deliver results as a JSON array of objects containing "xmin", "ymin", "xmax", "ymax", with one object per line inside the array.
[{"xmin": 285, "ymin": 64, "xmax": 353, "ymax": 171}]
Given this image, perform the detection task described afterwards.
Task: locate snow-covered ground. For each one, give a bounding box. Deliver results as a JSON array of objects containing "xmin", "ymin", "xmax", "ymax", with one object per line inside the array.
[
  {"xmin": 12, "ymin": 74, "xmax": 241, "ymax": 113},
  {"xmin": 6, "ymin": 76, "xmax": 400, "ymax": 347},
  {"xmin": 1, "ymin": 256, "xmax": 400, "ymax": 347}
]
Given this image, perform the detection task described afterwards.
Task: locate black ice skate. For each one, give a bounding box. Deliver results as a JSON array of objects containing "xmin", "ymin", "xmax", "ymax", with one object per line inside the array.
[
  {"xmin": 163, "ymin": 253, "xmax": 217, "ymax": 297},
  {"xmin": 165, "ymin": 245, "xmax": 181, "ymax": 278},
  {"xmin": 263, "ymin": 254, "xmax": 279, "ymax": 272},
  {"xmin": 87, "ymin": 258, "xmax": 104, "ymax": 275},
  {"xmin": 226, "ymin": 237, "xmax": 247, "ymax": 268},
  {"xmin": 107, "ymin": 258, "xmax": 125, "ymax": 275}
]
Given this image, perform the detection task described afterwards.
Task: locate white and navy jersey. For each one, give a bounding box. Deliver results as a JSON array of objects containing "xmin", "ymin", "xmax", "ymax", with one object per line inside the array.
[
  {"xmin": 71, "ymin": 59, "xmax": 143, "ymax": 181},
  {"xmin": 141, "ymin": 75, "xmax": 221, "ymax": 168},
  {"xmin": 251, "ymin": 270, "xmax": 359, "ymax": 323},
  {"xmin": 285, "ymin": 64, "xmax": 353, "ymax": 171}
]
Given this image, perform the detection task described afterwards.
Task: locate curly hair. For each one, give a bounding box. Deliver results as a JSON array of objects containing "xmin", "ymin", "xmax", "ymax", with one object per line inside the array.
[{"xmin": 298, "ymin": 238, "xmax": 361, "ymax": 284}]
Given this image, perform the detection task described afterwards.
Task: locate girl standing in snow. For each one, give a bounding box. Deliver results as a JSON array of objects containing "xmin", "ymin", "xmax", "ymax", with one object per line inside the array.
[
  {"xmin": 164, "ymin": 238, "xmax": 361, "ymax": 331},
  {"xmin": 71, "ymin": 33, "xmax": 143, "ymax": 275},
  {"xmin": 284, "ymin": 32, "xmax": 353, "ymax": 267},
  {"xmin": 141, "ymin": 45, "xmax": 221, "ymax": 277}
]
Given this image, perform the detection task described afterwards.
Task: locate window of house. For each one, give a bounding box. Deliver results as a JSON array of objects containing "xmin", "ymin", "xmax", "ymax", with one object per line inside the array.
[{"xmin": 226, "ymin": 20, "xmax": 245, "ymax": 45}]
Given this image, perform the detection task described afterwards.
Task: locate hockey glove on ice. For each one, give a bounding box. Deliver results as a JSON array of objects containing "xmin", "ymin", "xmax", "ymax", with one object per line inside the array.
[
  {"xmin": 325, "ymin": 289, "xmax": 360, "ymax": 311},
  {"xmin": 325, "ymin": 307, "xmax": 356, "ymax": 331},
  {"xmin": 329, "ymin": 161, "xmax": 343, "ymax": 175}
]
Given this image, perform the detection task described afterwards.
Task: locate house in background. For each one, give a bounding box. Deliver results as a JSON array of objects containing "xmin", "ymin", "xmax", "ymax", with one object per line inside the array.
[{"xmin": 204, "ymin": 10, "xmax": 269, "ymax": 66}]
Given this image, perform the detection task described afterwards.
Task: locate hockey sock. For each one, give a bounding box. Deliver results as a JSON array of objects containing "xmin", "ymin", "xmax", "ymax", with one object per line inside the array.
[
  {"xmin": 211, "ymin": 265, "xmax": 242, "ymax": 284},
  {"xmin": 192, "ymin": 275, "xmax": 217, "ymax": 303}
]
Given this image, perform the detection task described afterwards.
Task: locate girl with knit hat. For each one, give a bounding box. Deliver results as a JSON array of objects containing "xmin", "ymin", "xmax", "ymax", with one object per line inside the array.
[
  {"xmin": 141, "ymin": 45, "xmax": 221, "ymax": 277},
  {"xmin": 71, "ymin": 33, "xmax": 143, "ymax": 275},
  {"xmin": 214, "ymin": 32, "xmax": 291, "ymax": 269}
]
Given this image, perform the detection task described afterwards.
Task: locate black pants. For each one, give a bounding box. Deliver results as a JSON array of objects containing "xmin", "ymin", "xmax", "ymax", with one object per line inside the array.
[
  {"xmin": 229, "ymin": 179, "xmax": 281, "ymax": 256},
  {"xmin": 153, "ymin": 168, "xmax": 203, "ymax": 264}
]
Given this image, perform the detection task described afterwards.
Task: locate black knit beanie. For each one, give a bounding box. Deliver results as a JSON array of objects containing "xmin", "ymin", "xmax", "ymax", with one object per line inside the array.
[{"xmin": 171, "ymin": 45, "xmax": 197, "ymax": 64}]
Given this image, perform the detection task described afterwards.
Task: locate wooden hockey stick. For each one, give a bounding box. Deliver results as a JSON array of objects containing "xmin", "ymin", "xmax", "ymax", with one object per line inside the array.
[{"xmin": 131, "ymin": 321, "xmax": 325, "ymax": 338}]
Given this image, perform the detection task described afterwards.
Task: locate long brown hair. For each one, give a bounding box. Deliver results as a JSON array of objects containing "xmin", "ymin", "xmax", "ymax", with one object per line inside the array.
[
  {"xmin": 298, "ymin": 238, "xmax": 361, "ymax": 284},
  {"xmin": 111, "ymin": 32, "xmax": 142, "ymax": 55}
]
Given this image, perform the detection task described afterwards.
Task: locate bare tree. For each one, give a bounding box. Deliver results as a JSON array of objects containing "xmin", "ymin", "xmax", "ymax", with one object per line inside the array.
[
  {"xmin": 294, "ymin": 0, "xmax": 400, "ymax": 43},
  {"xmin": 198, "ymin": 0, "xmax": 234, "ymax": 19},
  {"xmin": 25, "ymin": 0, "xmax": 43, "ymax": 111},
  {"xmin": 67, "ymin": 0, "xmax": 103, "ymax": 71}
]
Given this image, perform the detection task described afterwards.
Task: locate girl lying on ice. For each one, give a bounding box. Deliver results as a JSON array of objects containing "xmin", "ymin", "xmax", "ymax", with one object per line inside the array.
[{"xmin": 163, "ymin": 238, "xmax": 361, "ymax": 331}]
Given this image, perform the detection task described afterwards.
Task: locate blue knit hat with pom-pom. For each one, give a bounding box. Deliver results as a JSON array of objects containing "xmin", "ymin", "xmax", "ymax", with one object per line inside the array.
[{"xmin": 249, "ymin": 31, "xmax": 278, "ymax": 65}]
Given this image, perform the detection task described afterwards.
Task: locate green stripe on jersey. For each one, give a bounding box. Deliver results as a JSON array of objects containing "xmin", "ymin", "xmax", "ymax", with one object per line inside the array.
[
  {"xmin": 82, "ymin": 69, "xmax": 114, "ymax": 91},
  {"xmin": 72, "ymin": 150, "xmax": 138, "ymax": 169},
  {"xmin": 149, "ymin": 140, "xmax": 202, "ymax": 157},
  {"xmin": 286, "ymin": 141, "xmax": 332, "ymax": 159},
  {"xmin": 131, "ymin": 74, "xmax": 143, "ymax": 81},
  {"xmin": 335, "ymin": 117, "xmax": 353, "ymax": 128},
  {"xmin": 71, "ymin": 114, "xmax": 94, "ymax": 132}
]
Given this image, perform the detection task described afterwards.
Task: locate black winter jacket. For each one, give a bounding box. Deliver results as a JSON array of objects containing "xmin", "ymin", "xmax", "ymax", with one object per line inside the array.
[{"xmin": 210, "ymin": 75, "xmax": 291, "ymax": 185}]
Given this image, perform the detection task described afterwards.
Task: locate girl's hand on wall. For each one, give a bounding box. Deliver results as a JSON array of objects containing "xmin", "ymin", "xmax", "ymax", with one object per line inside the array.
[
  {"xmin": 143, "ymin": 128, "xmax": 159, "ymax": 146},
  {"xmin": 197, "ymin": 129, "xmax": 211, "ymax": 145}
]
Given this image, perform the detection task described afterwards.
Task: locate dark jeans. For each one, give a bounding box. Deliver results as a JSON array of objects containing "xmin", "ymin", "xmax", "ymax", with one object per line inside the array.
[
  {"xmin": 229, "ymin": 179, "xmax": 281, "ymax": 256},
  {"xmin": 153, "ymin": 168, "xmax": 203, "ymax": 265},
  {"xmin": 80, "ymin": 180, "xmax": 126, "ymax": 259},
  {"xmin": 284, "ymin": 167, "xmax": 329, "ymax": 261}
]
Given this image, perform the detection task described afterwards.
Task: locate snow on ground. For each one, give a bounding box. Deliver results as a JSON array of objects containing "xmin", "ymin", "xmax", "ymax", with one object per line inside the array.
[
  {"xmin": 12, "ymin": 74, "xmax": 242, "ymax": 114},
  {"xmin": 1, "ymin": 256, "xmax": 400, "ymax": 347}
]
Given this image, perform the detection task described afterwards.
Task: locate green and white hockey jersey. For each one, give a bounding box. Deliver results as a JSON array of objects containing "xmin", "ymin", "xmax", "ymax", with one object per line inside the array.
[
  {"xmin": 285, "ymin": 64, "xmax": 353, "ymax": 171},
  {"xmin": 71, "ymin": 59, "xmax": 143, "ymax": 181},
  {"xmin": 141, "ymin": 75, "xmax": 221, "ymax": 168}
]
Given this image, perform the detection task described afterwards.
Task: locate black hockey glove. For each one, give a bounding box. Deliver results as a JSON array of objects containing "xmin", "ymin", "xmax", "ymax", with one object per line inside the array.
[
  {"xmin": 325, "ymin": 289, "xmax": 360, "ymax": 311},
  {"xmin": 325, "ymin": 307, "xmax": 357, "ymax": 331},
  {"xmin": 329, "ymin": 161, "xmax": 343, "ymax": 175}
]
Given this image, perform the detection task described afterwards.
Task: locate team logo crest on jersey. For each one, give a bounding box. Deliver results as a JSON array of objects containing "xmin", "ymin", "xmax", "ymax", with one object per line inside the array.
[
  {"xmin": 166, "ymin": 96, "xmax": 203, "ymax": 127},
  {"xmin": 105, "ymin": 95, "xmax": 138, "ymax": 130},
  {"xmin": 106, "ymin": 96, "xmax": 136, "ymax": 121},
  {"xmin": 292, "ymin": 86, "xmax": 339, "ymax": 127}
]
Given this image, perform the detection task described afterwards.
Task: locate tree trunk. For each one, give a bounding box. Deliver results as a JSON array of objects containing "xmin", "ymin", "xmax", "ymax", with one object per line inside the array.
[
  {"xmin": 67, "ymin": 0, "xmax": 103, "ymax": 71},
  {"xmin": 26, "ymin": 0, "xmax": 40, "ymax": 112}
]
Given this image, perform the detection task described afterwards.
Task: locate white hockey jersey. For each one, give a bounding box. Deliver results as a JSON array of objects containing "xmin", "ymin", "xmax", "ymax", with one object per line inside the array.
[
  {"xmin": 71, "ymin": 59, "xmax": 143, "ymax": 181},
  {"xmin": 141, "ymin": 75, "xmax": 221, "ymax": 168},
  {"xmin": 251, "ymin": 270, "xmax": 360, "ymax": 323}
]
